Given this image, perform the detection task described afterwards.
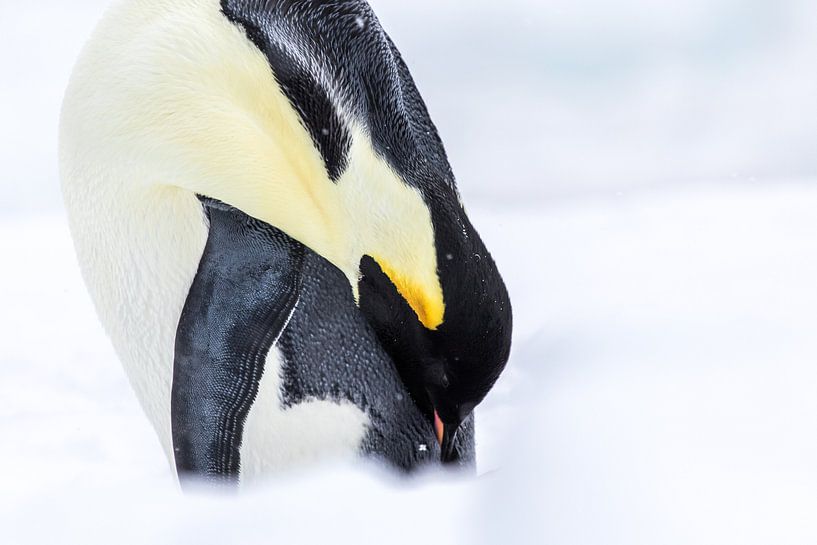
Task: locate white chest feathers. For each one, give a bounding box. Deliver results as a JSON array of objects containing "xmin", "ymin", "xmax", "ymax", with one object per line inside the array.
[{"xmin": 241, "ymin": 348, "xmax": 370, "ymax": 483}]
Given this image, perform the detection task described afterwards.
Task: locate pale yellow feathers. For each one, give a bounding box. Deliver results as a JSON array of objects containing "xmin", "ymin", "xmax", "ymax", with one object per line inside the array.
[{"xmin": 61, "ymin": 0, "xmax": 445, "ymax": 329}]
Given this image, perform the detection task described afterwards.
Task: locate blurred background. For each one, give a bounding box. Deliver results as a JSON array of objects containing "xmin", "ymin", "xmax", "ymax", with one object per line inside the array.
[
  {"xmin": 2, "ymin": 0, "xmax": 817, "ymax": 211},
  {"xmin": 1, "ymin": 1, "xmax": 816, "ymax": 544}
]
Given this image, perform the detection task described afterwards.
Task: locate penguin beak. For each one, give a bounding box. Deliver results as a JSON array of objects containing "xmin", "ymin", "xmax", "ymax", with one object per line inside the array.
[{"xmin": 433, "ymin": 410, "xmax": 460, "ymax": 464}]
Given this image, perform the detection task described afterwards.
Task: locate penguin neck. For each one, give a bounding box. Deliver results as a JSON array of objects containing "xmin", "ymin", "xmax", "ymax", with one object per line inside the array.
[{"xmin": 332, "ymin": 127, "xmax": 445, "ymax": 329}]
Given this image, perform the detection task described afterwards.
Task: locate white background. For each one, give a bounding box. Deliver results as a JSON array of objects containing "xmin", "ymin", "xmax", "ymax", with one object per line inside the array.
[{"xmin": 1, "ymin": 1, "xmax": 816, "ymax": 543}]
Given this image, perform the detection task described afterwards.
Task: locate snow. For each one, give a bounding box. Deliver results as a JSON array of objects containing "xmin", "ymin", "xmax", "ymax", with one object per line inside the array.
[
  {"xmin": 3, "ymin": 183, "xmax": 817, "ymax": 544},
  {"xmin": 2, "ymin": 0, "xmax": 817, "ymax": 543},
  {"xmin": 476, "ymin": 184, "xmax": 817, "ymax": 544}
]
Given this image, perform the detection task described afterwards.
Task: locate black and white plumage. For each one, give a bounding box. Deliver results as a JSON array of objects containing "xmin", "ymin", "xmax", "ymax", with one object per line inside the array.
[
  {"xmin": 173, "ymin": 200, "xmax": 473, "ymax": 482},
  {"xmin": 60, "ymin": 0, "xmax": 507, "ymax": 484},
  {"xmin": 276, "ymin": 217, "xmax": 476, "ymax": 473}
]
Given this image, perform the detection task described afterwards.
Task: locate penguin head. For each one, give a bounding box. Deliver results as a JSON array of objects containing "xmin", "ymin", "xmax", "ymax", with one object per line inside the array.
[{"xmin": 359, "ymin": 194, "xmax": 512, "ymax": 463}]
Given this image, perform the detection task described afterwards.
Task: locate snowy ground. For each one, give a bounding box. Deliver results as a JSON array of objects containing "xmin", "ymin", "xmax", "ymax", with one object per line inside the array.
[{"xmin": 2, "ymin": 182, "xmax": 816, "ymax": 544}]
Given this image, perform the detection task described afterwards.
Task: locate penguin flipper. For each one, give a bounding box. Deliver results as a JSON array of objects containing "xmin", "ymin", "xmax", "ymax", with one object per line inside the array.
[{"xmin": 172, "ymin": 200, "xmax": 304, "ymax": 485}]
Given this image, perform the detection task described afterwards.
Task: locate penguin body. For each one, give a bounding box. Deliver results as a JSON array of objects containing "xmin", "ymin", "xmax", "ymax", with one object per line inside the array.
[{"xmin": 61, "ymin": 0, "xmax": 504, "ymax": 483}]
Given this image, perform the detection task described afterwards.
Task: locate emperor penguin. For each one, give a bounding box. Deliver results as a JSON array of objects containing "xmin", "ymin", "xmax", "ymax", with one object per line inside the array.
[{"xmin": 60, "ymin": 0, "xmax": 511, "ymax": 483}]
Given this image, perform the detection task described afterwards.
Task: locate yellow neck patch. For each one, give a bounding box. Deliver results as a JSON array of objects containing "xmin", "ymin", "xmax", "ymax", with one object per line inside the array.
[
  {"xmin": 373, "ymin": 256, "xmax": 445, "ymax": 331},
  {"xmin": 333, "ymin": 127, "xmax": 447, "ymax": 332}
]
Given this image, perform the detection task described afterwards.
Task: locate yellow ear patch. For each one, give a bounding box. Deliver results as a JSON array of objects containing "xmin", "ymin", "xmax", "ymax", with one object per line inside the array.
[{"xmin": 373, "ymin": 256, "xmax": 445, "ymax": 330}]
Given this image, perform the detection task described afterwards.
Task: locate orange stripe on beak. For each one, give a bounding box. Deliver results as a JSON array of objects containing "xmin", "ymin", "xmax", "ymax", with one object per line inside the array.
[{"xmin": 434, "ymin": 410, "xmax": 445, "ymax": 445}]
